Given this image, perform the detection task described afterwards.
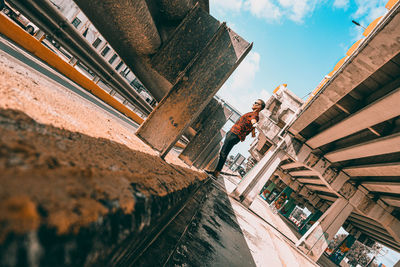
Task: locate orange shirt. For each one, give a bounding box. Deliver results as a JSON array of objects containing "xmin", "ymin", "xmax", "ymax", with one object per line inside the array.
[{"xmin": 230, "ymin": 111, "xmax": 259, "ymax": 141}]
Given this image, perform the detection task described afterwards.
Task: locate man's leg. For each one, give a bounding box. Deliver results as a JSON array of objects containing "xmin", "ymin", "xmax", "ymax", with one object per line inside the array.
[{"xmin": 213, "ymin": 131, "xmax": 240, "ymax": 176}]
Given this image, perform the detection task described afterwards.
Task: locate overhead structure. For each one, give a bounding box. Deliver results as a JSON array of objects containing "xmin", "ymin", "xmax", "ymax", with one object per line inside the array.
[{"xmin": 232, "ymin": 0, "xmax": 400, "ymax": 260}]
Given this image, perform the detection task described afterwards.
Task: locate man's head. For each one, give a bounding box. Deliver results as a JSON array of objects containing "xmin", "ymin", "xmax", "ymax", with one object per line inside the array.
[{"xmin": 252, "ymin": 99, "xmax": 265, "ymax": 112}]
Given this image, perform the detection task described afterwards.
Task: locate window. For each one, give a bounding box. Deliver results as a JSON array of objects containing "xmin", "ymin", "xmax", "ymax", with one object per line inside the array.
[
  {"xmin": 108, "ymin": 54, "xmax": 117, "ymax": 64},
  {"xmin": 101, "ymin": 46, "xmax": 110, "ymax": 57},
  {"xmin": 115, "ymin": 61, "xmax": 124, "ymax": 71},
  {"xmin": 71, "ymin": 17, "xmax": 81, "ymax": 28},
  {"xmin": 92, "ymin": 38, "xmax": 102, "ymax": 48},
  {"xmin": 82, "ymin": 28, "xmax": 88, "ymax": 37}
]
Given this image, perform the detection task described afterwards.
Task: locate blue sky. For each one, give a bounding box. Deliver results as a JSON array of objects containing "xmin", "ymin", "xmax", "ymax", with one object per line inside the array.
[
  {"xmin": 210, "ymin": 1, "xmax": 399, "ymax": 265},
  {"xmin": 211, "ymin": 0, "xmax": 388, "ymax": 113}
]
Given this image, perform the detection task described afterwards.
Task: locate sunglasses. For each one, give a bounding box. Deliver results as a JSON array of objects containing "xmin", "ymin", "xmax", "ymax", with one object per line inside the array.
[{"xmin": 254, "ymin": 102, "xmax": 262, "ymax": 105}]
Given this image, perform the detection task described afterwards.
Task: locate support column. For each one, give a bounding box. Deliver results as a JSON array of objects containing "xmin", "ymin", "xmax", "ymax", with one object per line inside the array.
[
  {"xmin": 136, "ymin": 20, "xmax": 252, "ymax": 157},
  {"xmin": 193, "ymin": 130, "xmax": 225, "ymax": 169},
  {"xmin": 296, "ymin": 198, "xmax": 354, "ymax": 261},
  {"xmin": 179, "ymin": 100, "xmax": 231, "ymax": 166},
  {"xmin": 231, "ymin": 145, "xmax": 285, "ymax": 206},
  {"xmin": 201, "ymin": 142, "xmax": 221, "ymax": 170}
]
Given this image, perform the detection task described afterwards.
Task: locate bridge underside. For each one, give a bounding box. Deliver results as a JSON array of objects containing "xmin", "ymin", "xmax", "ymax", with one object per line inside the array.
[{"xmin": 285, "ymin": 3, "xmax": 400, "ymax": 252}]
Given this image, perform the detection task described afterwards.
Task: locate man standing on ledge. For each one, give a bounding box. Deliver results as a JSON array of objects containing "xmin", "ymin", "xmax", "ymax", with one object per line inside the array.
[{"xmin": 212, "ymin": 99, "xmax": 265, "ymax": 177}]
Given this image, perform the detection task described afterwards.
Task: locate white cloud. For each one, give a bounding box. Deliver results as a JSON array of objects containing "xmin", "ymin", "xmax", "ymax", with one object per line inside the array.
[
  {"xmin": 211, "ymin": 0, "xmax": 322, "ymax": 24},
  {"xmin": 210, "ymin": 0, "xmax": 243, "ymax": 14},
  {"xmin": 333, "ymin": 0, "xmax": 349, "ymax": 9},
  {"xmin": 352, "ymin": 0, "xmax": 387, "ymax": 20},
  {"xmin": 244, "ymin": 0, "xmax": 282, "ymax": 21},
  {"xmin": 278, "ymin": 0, "xmax": 319, "ymax": 23},
  {"xmin": 217, "ymin": 51, "xmax": 270, "ymax": 114},
  {"xmin": 349, "ymin": 0, "xmax": 387, "ymax": 42}
]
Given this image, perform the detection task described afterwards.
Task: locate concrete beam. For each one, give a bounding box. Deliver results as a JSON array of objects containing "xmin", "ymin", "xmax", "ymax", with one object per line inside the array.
[
  {"xmin": 231, "ymin": 146, "xmax": 285, "ymax": 205},
  {"xmin": 193, "ymin": 130, "xmax": 225, "ymax": 169},
  {"xmin": 73, "ymin": 0, "xmax": 172, "ymax": 101},
  {"xmin": 362, "ymin": 182, "xmax": 400, "ymax": 194},
  {"xmin": 299, "ymin": 185, "xmax": 312, "ymax": 198},
  {"xmin": 297, "ymin": 178, "xmax": 326, "ymax": 185},
  {"xmin": 348, "ymin": 217, "xmax": 392, "ymax": 238},
  {"xmin": 317, "ymin": 194, "xmax": 338, "ymax": 203},
  {"xmin": 349, "ymin": 188, "xmax": 400, "ymax": 242},
  {"xmin": 307, "ymin": 86, "xmax": 400, "ymax": 148},
  {"xmin": 280, "ymin": 162, "xmax": 304, "ymax": 170},
  {"xmin": 150, "ymin": 5, "xmax": 220, "ymax": 85},
  {"xmin": 309, "ymin": 195, "xmax": 321, "ymax": 206},
  {"xmin": 343, "ymin": 162, "xmax": 400, "ymax": 176},
  {"xmin": 305, "ymin": 185, "xmax": 335, "ymax": 194},
  {"xmin": 289, "ymin": 170, "xmax": 319, "ymax": 177},
  {"xmin": 381, "ymin": 195, "xmax": 400, "ymax": 207},
  {"xmin": 296, "ymin": 198, "xmax": 354, "ymax": 261},
  {"xmin": 199, "ymin": 142, "xmax": 221, "ymax": 170},
  {"xmin": 179, "ymin": 100, "xmax": 231, "ymax": 166},
  {"xmin": 325, "ymin": 132, "xmax": 400, "ymax": 162},
  {"xmin": 289, "ymin": 6, "xmax": 400, "ymax": 136},
  {"xmin": 136, "ymin": 24, "xmax": 252, "ymax": 157}
]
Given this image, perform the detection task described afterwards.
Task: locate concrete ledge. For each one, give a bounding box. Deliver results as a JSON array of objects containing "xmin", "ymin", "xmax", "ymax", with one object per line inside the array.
[{"xmin": 0, "ymin": 109, "xmax": 207, "ymax": 266}]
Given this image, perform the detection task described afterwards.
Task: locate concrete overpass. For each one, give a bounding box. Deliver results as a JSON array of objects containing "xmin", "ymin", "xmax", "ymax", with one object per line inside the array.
[{"xmin": 233, "ymin": 0, "xmax": 400, "ymax": 261}]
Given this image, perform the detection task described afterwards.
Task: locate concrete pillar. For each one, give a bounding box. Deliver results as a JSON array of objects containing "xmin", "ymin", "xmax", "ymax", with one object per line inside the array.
[
  {"xmin": 231, "ymin": 145, "xmax": 285, "ymax": 206},
  {"xmin": 136, "ymin": 20, "xmax": 252, "ymax": 157},
  {"xmin": 179, "ymin": 100, "xmax": 231, "ymax": 166},
  {"xmin": 296, "ymin": 198, "xmax": 354, "ymax": 261},
  {"xmin": 193, "ymin": 130, "xmax": 225, "ymax": 169},
  {"xmin": 201, "ymin": 143, "xmax": 221, "ymax": 170},
  {"xmin": 205, "ymin": 154, "xmax": 219, "ymax": 171}
]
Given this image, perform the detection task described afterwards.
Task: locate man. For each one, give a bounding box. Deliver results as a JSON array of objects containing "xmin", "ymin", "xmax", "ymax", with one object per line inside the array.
[{"xmin": 212, "ymin": 99, "xmax": 265, "ymax": 177}]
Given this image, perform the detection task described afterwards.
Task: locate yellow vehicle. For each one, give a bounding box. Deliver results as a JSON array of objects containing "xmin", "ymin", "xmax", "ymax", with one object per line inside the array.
[{"xmin": 2, "ymin": 2, "xmax": 37, "ymax": 35}]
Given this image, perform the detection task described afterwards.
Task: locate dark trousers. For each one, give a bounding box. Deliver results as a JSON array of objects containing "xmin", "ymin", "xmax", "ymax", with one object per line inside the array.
[{"xmin": 215, "ymin": 131, "xmax": 240, "ymax": 172}]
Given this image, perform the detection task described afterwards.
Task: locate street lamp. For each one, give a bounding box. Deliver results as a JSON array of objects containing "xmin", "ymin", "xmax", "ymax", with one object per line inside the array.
[{"xmin": 352, "ymin": 20, "xmax": 366, "ymax": 29}]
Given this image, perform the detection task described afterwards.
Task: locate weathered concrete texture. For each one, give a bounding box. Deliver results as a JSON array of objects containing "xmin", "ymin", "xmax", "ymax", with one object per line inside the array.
[
  {"xmin": 136, "ymin": 24, "xmax": 252, "ymax": 157},
  {"xmin": 150, "ymin": 4, "xmax": 220, "ymax": 84},
  {"xmin": 296, "ymin": 198, "xmax": 353, "ymax": 261},
  {"xmin": 0, "ymin": 109, "xmax": 207, "ymax": 266},
  {"xmin": 179, "ymin": 99, "xmax": 231, "ymax": 166},
  {"xmin": 155, "ymin": 0, "xmax": 209, "ymax": 21},
  {"xmin": 193, "ymin": 130, "xmax": 225, "ymax": 169},
  {"xmin": 73, "ymin": 0, "xmax": 173, "ymax": 101},
  {"xmin": 72, "ymin": 0, "xmax": 249, "ymax": 104},
  {"xmin": 190, "ymin": 98, "xmax": 222, "ymax": 133}
]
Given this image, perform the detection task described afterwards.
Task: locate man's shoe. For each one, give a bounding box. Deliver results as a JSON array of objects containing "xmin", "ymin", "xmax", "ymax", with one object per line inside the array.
[{"xmin": 213, "ymin": 171, "xmax": 220, "ymax": 178}]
